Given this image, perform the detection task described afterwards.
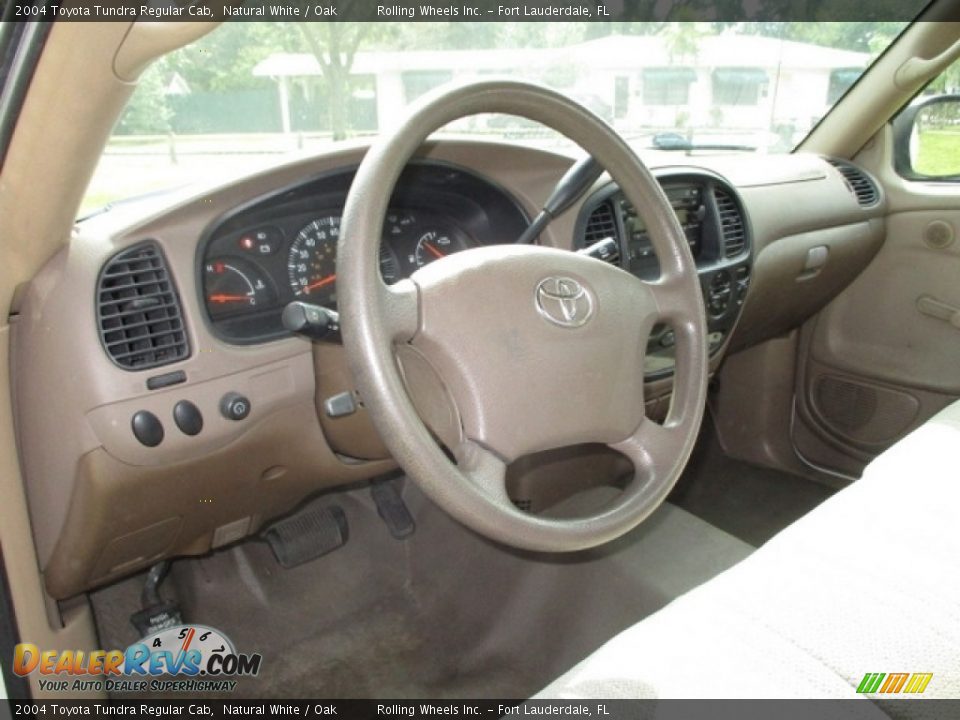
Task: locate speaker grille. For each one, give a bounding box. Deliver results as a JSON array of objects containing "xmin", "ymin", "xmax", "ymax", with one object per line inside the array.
[
  {"xmin": 815, "ymin": 376, "xmax": 877, "ymax": 431},
  {"xmin": 97, "ymin": 242, "xmax": 190, "ymax": 371},
  {"xmin": 812, "ymin": 375, "xmax": 919, "ymax": 445},
  {"xmin": 924, "ymin": 220, "xmax": 955, "ymax": 250}
]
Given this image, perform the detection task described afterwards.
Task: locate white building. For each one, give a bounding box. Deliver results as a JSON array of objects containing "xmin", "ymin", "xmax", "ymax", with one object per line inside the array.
[{"xmin": 253, "ymin": 33, "xmax": 868, "ymax": 144}]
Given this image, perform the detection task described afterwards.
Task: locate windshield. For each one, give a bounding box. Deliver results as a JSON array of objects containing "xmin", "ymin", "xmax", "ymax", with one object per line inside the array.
[{"xmin": 81, "ymin": 21, "xmax": 911, "ymax": 217}]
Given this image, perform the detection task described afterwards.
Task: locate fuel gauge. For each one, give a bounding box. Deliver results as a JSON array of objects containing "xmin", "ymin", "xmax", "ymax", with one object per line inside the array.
[{"xmin": 204, "ymin": 257, "xmax": 276, "ymax": 319}]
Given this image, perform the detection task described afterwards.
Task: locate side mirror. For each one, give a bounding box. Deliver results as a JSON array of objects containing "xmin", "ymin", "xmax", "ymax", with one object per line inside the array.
[{"xmin": 893, "ymin": 94, "xmax": 960, "ymax": 181}]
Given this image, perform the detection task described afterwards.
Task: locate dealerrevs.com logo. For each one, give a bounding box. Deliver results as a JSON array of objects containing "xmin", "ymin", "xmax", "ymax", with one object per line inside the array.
[{"xmin": 13, "ymin": 625, "xmax": 262, "ymax": 694}]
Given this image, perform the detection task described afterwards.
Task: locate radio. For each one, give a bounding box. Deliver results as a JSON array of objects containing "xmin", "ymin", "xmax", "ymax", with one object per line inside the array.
[{"xmin": 620, "ymin": 184, "xmax": 705, "ymax": 275}]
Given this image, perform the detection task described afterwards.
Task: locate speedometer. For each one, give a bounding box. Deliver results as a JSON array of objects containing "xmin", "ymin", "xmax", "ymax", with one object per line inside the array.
[
  {"xmin": 287, "ymin": 214, "xmax": 402, "ymax": 305},
  {"xmin": 288, "ymin": 215, "xmax": 339, "ymax": 304}
]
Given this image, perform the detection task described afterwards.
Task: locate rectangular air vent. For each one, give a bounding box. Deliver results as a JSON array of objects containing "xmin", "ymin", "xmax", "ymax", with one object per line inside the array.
[
  {"xmin": 825, "ymin": 157, "xmax": 880, "ymax": 208},
  {"xmin": 583, "ymin": 200, "xmax": 618, "ymax": 246},
  {"xmin": 97, "ymin": 242, "xmax": 190, "ymax": 371},
  {"xmin": 715, "ymin": 189, "xmax": 746, "ymax": 257}
]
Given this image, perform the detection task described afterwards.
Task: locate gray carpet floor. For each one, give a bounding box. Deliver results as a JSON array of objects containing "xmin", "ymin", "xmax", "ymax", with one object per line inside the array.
[
  {"xmin": 90, "ymin": 483, "xmax": 752, "ymax": 699},
  {"xmin": 669, "ymin": 420, "xmax": 837, "ymax": 547}
]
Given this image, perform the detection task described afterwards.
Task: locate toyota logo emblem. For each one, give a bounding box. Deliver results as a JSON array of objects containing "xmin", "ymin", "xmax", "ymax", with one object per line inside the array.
[{"xmin": 535, "ymin": 277, "xmax": 594, "ymax": 328}]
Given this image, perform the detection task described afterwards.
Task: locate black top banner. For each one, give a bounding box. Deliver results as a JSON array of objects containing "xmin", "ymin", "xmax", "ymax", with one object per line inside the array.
[{"xmin": 0, "ymin": 0, "xmax": 942, "ymax": 22}]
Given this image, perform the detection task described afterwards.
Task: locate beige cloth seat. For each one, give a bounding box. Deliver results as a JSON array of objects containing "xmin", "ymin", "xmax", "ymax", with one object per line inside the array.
[{"xmin": 539, "ymin": 402, "xmax": 960, "ymax": 701}]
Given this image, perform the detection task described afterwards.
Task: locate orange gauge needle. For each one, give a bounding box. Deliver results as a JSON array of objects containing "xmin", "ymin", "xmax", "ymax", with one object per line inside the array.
[
  {"xmin": 424, "ymin": 243, "xmax": 446, "ymax": 259},
  {"xmin": 304, "ymin": 274, "xmax": 337, "ymax": 293},
  {"xmin": 208, "ymin": 293, "xmax": 251, "ymax": 303}
]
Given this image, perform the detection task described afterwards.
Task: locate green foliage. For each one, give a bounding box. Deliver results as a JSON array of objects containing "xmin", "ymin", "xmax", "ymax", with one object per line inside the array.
[
  {"xmin": 914, "ymin": 129, "xmax": 960, "ymax": 177},
  {"xmin": 731, "ymin": 21, "xmax": 904, "ymax": 53},
  {"xmin": 115, "ymin": 67, "xmax": 172, "ymax": 135}
]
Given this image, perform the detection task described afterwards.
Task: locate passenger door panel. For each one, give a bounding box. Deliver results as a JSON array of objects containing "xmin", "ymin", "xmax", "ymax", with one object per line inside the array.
[{"xmin": 795, "ymin": 187, "xmax": 960, "ymax": 476}]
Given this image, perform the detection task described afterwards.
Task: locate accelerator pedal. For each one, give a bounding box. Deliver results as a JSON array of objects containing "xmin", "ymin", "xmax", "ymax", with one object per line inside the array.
[
  {"xmin": 371, "ymin": 478, "xmax": 415, "ymax": 540},
  {"xmin": 263, "ymin": 504, "xmax": 348, "ymax": 568}
]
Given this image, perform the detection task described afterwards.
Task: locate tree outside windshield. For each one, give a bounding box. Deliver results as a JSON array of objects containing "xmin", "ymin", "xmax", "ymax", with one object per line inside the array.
[{"xmin": 81, "ymin": 21, "xmax": 908, "ymax": 216}]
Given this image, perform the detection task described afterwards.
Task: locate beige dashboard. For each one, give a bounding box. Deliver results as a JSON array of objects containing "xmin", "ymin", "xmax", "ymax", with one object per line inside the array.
[{"xmin": 11, "ymin": 139, "xmax": 885, "ymax": 599}]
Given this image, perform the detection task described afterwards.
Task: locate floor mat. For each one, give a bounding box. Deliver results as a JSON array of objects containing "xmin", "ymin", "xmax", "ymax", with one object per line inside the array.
[
  {"xmin": 90, "ymin": 484, "xmax": 752, "ymax": 699},
  {"xmin": 669, "ymin": 420, "xmax": 838, "ymax": 547}
]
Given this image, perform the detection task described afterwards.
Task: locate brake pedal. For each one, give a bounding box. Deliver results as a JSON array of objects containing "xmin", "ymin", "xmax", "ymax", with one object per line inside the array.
[
  {"xmin": 263, "ymin": 504, "xmax": 348, "ymax": 568},
  {"xmin": 371, "ymin": 478, "xmax": 415, "ymax": 539},
  {"xmin": 130, "ymin": 561, "xmax": 183, "ymax": 638}
]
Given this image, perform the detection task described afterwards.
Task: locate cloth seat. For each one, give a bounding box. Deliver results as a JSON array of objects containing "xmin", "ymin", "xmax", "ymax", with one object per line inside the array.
[{"xmin": 538, "ymin": 402, "xmax": 960, "ymax": 702}]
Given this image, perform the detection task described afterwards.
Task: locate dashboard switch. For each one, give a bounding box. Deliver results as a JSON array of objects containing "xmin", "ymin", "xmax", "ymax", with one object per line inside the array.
[
  {"xmin": 282, "ymin": 301, "xmax": 341, "ymax": 341},
  {"xmin": 220, "ymin": 392, "xmax": 251, "ymax": 421},
  {"xmin": 324, "ymin": 391, "xmax": 357, "ymax": 419},
  {"xmin": 131, "ymin": 411, "xmax": 164, "ymax": 447},
  {"xmin": 173, "ymin": 400, "xmax": 203, "ymax": 436}
]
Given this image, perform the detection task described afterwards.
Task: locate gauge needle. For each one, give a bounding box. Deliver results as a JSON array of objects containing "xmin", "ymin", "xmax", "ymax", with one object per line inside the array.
[
  {"xmin": 208, "ymin": 293, "xmax": 251, "ymax": 303},
  {"xmin": 424, "ymin": 243, "xmax": 446, "ymax": 259},
  {"xmin": 305, "ymin": 274, "xmax": 337, "ymax": 292}
]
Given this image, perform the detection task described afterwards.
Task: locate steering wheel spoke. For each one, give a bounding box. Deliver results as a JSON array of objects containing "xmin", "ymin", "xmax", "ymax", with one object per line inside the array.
[
  {"xmin": 453, "ymin": 440, "xmax": 511, "ymax": 507},
  {"xmin": 646, "ymin": 273, "xmax": 699, "ymax": 326},
  {"xmin": 611, "ymin": 416, "xmax": 685, "ymax": 484},
  {"xmin": 380, "ymin": 278, "xmax": 420, "ymax": 342}
]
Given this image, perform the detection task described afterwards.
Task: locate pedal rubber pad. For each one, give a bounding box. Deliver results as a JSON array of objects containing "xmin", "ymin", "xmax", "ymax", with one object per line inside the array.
[
  {"xmin": 130, "ymin": 600, "xmax": 183, "ymax": 638},
  {"xmin": 263, "ymin": 504, "xmax": 348, "ymax": 568},
  {"xmin": 371, "ymin": 480, "xmax": 415, "ymax": 539}
]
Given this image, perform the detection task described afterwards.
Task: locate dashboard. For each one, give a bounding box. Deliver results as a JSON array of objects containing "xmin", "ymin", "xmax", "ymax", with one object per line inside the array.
[
  {"xmin": 16, "ymin": 140, "xmax": 886, "ymax": 599},
  {"xmin": 199, "ymin": 162, "xmax": 529, "ymax": 343}
]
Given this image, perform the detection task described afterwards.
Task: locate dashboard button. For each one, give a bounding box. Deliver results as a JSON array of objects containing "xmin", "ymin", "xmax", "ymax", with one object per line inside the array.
[
  {"xmin": 131, "ymin": 411, "xmax": 164, "ymax": 447},
  {"xmin": 220, "ymin": 392, "xmax": 251, "ymax": 421},
  {"xmin": 173, "ymin": 400, "xmax": 203, "ymax": 436}
]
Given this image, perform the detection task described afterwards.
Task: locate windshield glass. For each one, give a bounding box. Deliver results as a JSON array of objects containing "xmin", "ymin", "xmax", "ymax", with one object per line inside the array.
[{"xmin": 81, "ymin": 21, "xmax": 911, "ymax": 217}]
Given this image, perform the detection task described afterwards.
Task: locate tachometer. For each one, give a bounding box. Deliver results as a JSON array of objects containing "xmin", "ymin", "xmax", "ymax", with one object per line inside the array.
[{"xmin": 204, "ymin": 257, "xmax": 275, "ymax": 319}]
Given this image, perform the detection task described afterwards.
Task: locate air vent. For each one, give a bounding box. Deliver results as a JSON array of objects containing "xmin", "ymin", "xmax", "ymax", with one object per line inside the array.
[
  {"xmin": 825, "ymin": 158, "xmax": 880, "ymax": 208},
  {"xmin": 97, "ymin": 242, "xmax": 190, "ymax": 371},
  {"xmin": 715, "ymin": 189, "xmax": 746, "ymax": 257},
  {"xmin": 583, "ymin": 200, "xmax": 618, "ymax": 246}
]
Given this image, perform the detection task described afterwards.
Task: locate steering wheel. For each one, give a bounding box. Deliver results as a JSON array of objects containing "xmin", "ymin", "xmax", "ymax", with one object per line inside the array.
[{"xmin": 338, "ymin": 80, "xmax": 708, "ymax": 552}]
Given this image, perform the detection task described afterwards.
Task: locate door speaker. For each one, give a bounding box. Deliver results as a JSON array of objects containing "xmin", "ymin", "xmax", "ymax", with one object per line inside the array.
[
  {"xmin": 924, "ymin": 220, "xmax": 955, "ymax": 250},
  {"xmin": 813, "ymin": 375, "xmax": 919, "ymax": 446}
]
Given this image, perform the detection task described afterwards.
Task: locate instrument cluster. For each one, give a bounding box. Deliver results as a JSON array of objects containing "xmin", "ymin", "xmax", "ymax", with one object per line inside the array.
[{"xmin": 199, "ymin": 162, "xmax": 529, "ymax": 343}]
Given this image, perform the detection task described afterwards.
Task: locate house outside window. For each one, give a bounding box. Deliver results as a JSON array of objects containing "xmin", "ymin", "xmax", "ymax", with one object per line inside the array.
[
  {"xmin": 712, "ymin": 68, "xmax": 768, "ymax": 105},
  {"xmin": 402, "ymin": 70, "xmax": 454, "ymax": 103},
  {"xmin": 614, "ymin": 76, "xmax": 630, "ymax": 118},
  {"xmin": 827, "ymin": 68, "xmax": 863, "ymax": 105},
  {"xmin": 643, "ymin": 68, "xmax": 697, "ymax": 105}
]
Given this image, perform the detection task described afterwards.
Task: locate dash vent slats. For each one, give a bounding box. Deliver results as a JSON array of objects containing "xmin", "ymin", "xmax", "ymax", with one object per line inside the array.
[{"xmin": 97, "ymin": 242, "xmax": 190, "ymax": 371}]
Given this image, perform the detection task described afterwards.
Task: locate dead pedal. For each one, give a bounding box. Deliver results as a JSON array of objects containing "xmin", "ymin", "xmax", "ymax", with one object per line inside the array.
[
  {"xmin": 371, "ymin": 478, "xmax": 415, "ymax": 539},
  {"xmin": 263, "ymin": 504, "xmax": 348, "ymax": 568}
]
